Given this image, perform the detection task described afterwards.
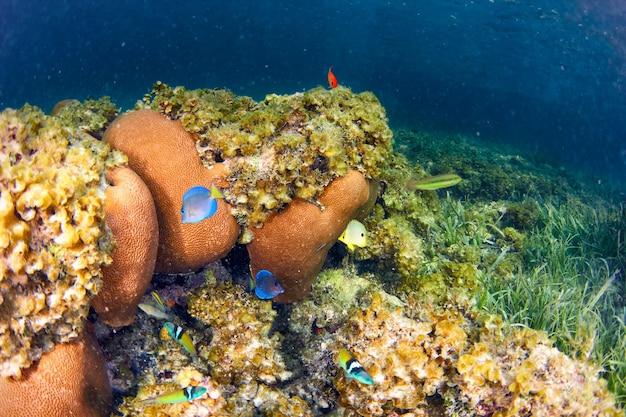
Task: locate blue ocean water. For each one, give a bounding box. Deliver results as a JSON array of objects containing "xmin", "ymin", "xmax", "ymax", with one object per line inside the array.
[{"xmin": 1, "ymin": 0, "xmax": 624, "ymax": 188}]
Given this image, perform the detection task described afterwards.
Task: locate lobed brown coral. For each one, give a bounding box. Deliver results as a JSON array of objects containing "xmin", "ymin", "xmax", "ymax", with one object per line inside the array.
[
  {"xmin": 104, "ymin": 109, "xmax": 240, "ymax": 273},
  {"xmin": 92, "ymin": 166, "xmax": 159, "ymax": 327},
  {"xmin": 248, "ymin": 170, "xmax": 376, "ymax": 302},
  {"xmin": 0, "ymin": 105, "xmax": 125, "ymax": 376},
  {"xmin": 0, "ymin": 327, "xmax": 112, "ymax": 417}
]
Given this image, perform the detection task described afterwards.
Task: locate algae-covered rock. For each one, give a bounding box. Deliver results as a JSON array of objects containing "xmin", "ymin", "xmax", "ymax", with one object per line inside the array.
[
  {"xmin": 188, "ymin": 280, "xmax": 291, "ymax": 386},
  {"xmin": 334, "ymin": 293, "xmax": 622, "ymax": 417},
  {"xmin": 140, "ymin": 82, "xmax": 393, "ymax": 235},
  {"xmin": 54, "ymin": 96, "xmax": 119, "ymax": 139},
  {"xmin": 0, "ymin": 105, "xmax": 125, "ymax": 376}
]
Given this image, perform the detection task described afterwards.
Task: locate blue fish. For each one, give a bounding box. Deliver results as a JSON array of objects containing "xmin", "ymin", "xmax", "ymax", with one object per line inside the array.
[
  {"xmin": 181, "ymin": 185, "xmax": 221, "ymax": 224},
  {"xmin": 254, "ymin": 269, "xmax": 285, "ymax": 300}
]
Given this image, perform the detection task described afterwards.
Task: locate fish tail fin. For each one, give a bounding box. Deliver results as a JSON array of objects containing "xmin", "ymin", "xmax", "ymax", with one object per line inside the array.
[{"xmin": 210, "ymin": 185, "xmax": 223, "ymax": 199}]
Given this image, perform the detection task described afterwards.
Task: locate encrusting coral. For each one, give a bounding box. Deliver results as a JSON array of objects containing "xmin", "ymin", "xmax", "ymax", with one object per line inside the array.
[
  {"xmin": 104, "ymin": 109, "xmax": 240, "ymax": 273},
  {"xmin": 0, "ymin": 327, "xmax": 112, "ymax": 417},
  {"xmin": 91, "ymin": 166, "xmax": 159, "ymax": 327},
  {"xmin": 0, "ymin": 105, "xmax": 125, "ymax": 376},
  {"xmin": 334, "ymin": 293, "xmax": 622, "ymax": 417}
]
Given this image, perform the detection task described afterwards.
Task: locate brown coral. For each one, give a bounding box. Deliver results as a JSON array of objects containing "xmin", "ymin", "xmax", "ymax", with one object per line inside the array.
[
  {"xmin": 0, "ymin": 327, "xmax": 112, "ymax": 417},
  {"xmin": 247, "ymin": 170, "xmax": 375, "ymax": 303},
  {"xmin": 104, "ymin": 109, "xmax": 240, "ymax": 273},
  {"xmin": 92, "ymin": 167, "xmax": 159, "ymax": 327}
]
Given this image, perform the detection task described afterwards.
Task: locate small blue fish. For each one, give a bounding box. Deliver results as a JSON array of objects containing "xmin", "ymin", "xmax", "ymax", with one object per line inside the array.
[
  {"xmin": 181, "ymin": 185, "xmax": 222, "ymax": 224},
  {"xmin": 254, "ymin": 269, "xmax": 285, "ymax": 300}
]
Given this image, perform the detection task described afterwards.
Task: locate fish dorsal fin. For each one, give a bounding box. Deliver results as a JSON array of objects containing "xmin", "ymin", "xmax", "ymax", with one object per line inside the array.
[{"xmin": 151, "ymin": 291, "xmax": 166, "ymax": 311}]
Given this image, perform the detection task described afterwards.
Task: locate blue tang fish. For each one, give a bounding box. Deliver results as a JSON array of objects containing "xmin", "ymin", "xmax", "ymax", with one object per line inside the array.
[
  {"xmin": 181, "ymin": 185, "xmax": 223, "ymax": 224},
  {"xmin": 254, "ymin": 269, "xmax": 285, "ymax": 300}
]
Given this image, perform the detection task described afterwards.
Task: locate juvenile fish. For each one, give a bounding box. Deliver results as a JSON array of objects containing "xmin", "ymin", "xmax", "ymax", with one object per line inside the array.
[
  {"xmin": 338, "ymin": 348, "xmax": 374, "ymax": 385},
  {"xmin": 161, "ymin": 322, "xmax": 197, "ymax": 356},
  {"xmin": 141, "ymin": 385, "xmax": 207, "ymax": 405},
  {"xmin": 181, "ymin": 185, "xmax": 223, "ymax": 224},
  {"xmin": 328, "ymin": 66, "xmax": 338, "ymax": 89},
  {"xmin": 138, "ymin": 303, "xmax": 172, "ymax": 320},
  {"xmin": 253, "ymin": 269, "xmax": 285, "ymax": 300}
]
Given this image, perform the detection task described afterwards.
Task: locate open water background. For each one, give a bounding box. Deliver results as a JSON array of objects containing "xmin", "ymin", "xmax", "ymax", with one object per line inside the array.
[{"xmin": 1, "ymin": 0, "xmax": 624, "ymax": 188}]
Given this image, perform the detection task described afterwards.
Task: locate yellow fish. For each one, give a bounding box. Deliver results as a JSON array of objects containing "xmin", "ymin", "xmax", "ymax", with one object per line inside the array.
[{"xmin": 338, "ymin": 219, "xmax": 368, "ymax": 251}]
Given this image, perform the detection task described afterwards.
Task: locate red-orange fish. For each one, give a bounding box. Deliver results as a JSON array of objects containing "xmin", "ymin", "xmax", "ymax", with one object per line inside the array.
[{"xmin": 328, "ymin": 67, "xmax": 338, "ymax": 89}]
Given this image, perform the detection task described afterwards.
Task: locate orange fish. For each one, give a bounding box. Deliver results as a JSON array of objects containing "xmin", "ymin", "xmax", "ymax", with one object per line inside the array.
[{"xmin": 327, "ymin": 67, "xmax": 338, "ymax": 89}]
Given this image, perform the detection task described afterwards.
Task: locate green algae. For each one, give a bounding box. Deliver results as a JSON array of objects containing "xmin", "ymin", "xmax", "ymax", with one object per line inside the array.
[{"xmin": 54, "ymin": 96, "xmax": 119, "ymax": 138}]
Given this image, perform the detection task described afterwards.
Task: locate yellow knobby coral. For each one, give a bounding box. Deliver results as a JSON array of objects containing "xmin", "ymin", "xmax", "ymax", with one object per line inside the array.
[
  {"xmin": 188, "ymin": 281, "xmax": 291, "ymax": 386},
  {"xmin": 0, "ymin": 105, "xmax": 125, "ymax": 377},
  {"xmin": 335, "ymin": 292, "xmax": 622, "ymax": 417}
]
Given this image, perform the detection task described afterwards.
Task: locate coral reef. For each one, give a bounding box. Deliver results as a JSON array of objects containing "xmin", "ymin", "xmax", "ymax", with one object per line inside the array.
[
  {"xmin": 140, "ymin": 82, "xmax": 393, "ymax": 235},
  {"xmin": 92, "ymin": 167, "xmax": 159, "ymax": 327},
  {"xmin": 0, "ymin": 105, "xmax": 125, "ymax": 376},
  {"xmin": 117, "ymin": 368, "xmax": 227, "ymax": 417},
  {"xmin": 104, "ymin": 109, "xmax": 240, "ymax": 273},
  {"xmin": 334, "ymin": 293, "xmax": 622, "ymax": 417},
  {"xmin": 247, "ymin": 170, "xmax": 376, "ymax": 302},
  {"xmin": 188, "ymin": 280, "xmax": 291, "ymax": 386},
  {"xmin": 288, "ymin": 267, "xmax": 380, "ymax": 338},
  {"xmin": 0, "ymin": 327, "xmax": 112, "ymax": 417},
  {"xmin": 53, "ymin": 96, "xmax": 119, "ymax": 139},
  {"xmin": 452, "ymin": 325, "xmax": 621, "ymax": 417}
]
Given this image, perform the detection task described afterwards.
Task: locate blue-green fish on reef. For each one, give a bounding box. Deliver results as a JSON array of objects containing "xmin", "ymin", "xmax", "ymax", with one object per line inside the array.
[
  {"xmin": 141, "ymin": 385, "xmax": 207, "ymax": 405},
  {"xmin": 338, "ymin": 348, "xmax": 374, "ymax": 385},
  {"xmin": 406, "ymin": 173, "xmax": 462, "ymax": 191},
  {"xmin": 161, "ymin": 322, "xmax": 197, "ymax": 356},
  {"xmin": 181, "ymin": 185, "xmax": 224, "ymax": 224}
]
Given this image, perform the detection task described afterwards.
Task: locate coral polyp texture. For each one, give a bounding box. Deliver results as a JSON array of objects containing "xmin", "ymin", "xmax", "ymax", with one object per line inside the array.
[
  {"xmin": 335, "ymin": 293, "xmax": 622, "ymax": 417},
  {"xmin": 0, "ymin": 105, "xmax": 125, "ymax": 376},
  {"xmin": 140, "ymin": 81, "xmax": 393, "ymax": 237}
]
